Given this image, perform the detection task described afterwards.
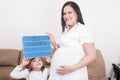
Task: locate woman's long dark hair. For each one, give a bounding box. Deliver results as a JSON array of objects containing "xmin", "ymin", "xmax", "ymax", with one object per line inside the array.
[{"xmin": 61, "ymin": 1, "xmax": 85, "ymax": 32}]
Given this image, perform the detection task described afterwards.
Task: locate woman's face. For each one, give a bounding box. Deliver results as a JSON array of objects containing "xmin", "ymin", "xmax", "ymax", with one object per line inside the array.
[
  {"xmin": 63, "ymin": 5, "xmax": 78, "ymax": 27},
  {"xmin": 31, "ymin": 58, "xmax": 43, "ymax": 71}
]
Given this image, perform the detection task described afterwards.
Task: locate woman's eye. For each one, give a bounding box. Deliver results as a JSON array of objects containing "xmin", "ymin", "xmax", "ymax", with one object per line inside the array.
[
  {"xmin": 68, "ymin": 11, "xmax": 72, "ymax": 14},
  {"xmin": 63, "ymin": 12, "xmax": 66, "ymax": 15}
]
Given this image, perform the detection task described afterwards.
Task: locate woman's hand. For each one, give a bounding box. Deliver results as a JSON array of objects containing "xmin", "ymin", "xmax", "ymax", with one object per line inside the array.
[
  {"xmin": 56, "ymin": 65, "xmax": 75, "ymax": 75},
  {"xmin": 46, "ymin": 32, "xmax": 57, "ymax": 48},
  {"xmin": 19, "ymin": 58, "xmax": 29, "ymax": 68}
]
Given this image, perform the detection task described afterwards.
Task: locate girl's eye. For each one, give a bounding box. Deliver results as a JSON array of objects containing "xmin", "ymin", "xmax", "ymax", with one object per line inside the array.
[
  {"xmin": 33, "ymin": 60, "xmax": 36, "ymax": 62},
  {"xmin": 39, "ymin": 59, "xmax": 41, "ymax": 61}
]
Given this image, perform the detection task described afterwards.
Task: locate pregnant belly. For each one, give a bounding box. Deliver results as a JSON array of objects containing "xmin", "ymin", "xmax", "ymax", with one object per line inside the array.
[{"xmin": 51, "ymin": 47, "xmax": 84, "ymax": 66}]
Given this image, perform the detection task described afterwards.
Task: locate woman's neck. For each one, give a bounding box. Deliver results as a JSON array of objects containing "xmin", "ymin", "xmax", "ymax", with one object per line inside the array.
[{"xmin": 69, "ymin": 22, "xmax": 78, "ymax": 28}]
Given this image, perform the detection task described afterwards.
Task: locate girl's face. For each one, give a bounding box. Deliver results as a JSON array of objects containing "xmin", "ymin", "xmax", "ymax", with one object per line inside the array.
[
  {"xmin": 31, "ymin": 58, "xmax": 43, "ymax": 71},
  {"xmin": 63, "ymin": 5, "xmax": 78, "ymax": 27}
]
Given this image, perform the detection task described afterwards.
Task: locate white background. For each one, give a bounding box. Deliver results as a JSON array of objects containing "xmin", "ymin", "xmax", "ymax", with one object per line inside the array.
[{"xmin": 0, "ymin": 0, "xmax": 120, "ymax": 78}]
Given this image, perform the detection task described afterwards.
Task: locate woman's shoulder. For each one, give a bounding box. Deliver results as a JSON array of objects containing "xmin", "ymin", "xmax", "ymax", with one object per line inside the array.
[
  {"xmin": 78, "ymin": 23, "xmax": 89, "ymax": 29},
  {"xmin": 77, "ymin": 23, "xmax": 91, "ymax": 31}
]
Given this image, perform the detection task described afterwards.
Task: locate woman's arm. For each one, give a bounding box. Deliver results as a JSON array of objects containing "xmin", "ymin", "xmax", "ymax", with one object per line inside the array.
[
  {"xmin": 46, "ymin": 32, "xmax": 60, "ymax": 53},
  {"xmin": 46, "ymin": 32, "xmax": 57, "ymax": 47},
  {"xmin": 72, "ymin": 43, "xmax": 96, "ymax": 70}
]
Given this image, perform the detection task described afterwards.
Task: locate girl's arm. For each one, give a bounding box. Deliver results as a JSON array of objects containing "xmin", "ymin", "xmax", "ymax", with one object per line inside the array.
[
  {"xmin": 10, "ymin": 66, "xmax": 29, "ymax": 79},
  {"xmin": 45, "ymin": 57, "xmax": 51, "ymax": 63},
  {"xmin": 19, "ymin": 58, "xmax": 29, "ymax": 68},
  {"xmin": 10, "ymin": 58, "xmax": 29, "ymax": 79}
]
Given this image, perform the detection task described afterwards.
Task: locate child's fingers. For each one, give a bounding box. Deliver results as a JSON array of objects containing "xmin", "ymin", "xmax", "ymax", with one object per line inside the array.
[{"xmin": 45, "ymin": 57, "xmax": 51, "ymax": 63}]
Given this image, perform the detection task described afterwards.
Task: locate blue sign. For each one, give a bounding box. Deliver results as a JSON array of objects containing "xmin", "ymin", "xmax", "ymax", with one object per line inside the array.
[{"xmin": 22, "ymin": 35, "xmax": 52, "ymax": 58}]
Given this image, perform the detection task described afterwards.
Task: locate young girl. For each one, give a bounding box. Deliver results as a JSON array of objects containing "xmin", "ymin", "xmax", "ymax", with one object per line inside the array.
[{"xmin": 10, "ymin": 57, "xmax": 51, "ymax": 80}]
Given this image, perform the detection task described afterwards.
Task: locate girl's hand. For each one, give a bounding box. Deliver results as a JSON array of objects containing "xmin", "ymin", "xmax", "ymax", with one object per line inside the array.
[
  {"xmin": 19, "ymin": 58, "xmax": 29, "ymax": 68},
  {"xmin": 45, "ymin": 57, "xmax": 51, "ymax": 63},
  {"xmin": 56, "ymin": 65, "xmax": 74, "ymax": 75}
]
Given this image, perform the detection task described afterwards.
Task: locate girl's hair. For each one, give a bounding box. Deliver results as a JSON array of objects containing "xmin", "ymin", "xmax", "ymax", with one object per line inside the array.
[
  {"xmin": 61, "ymin": 1, "xmax": 85, "ymax": 32},
  {"xmin": 27, "ymin": 58, "xmax": 45, "ymax": 72}
]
